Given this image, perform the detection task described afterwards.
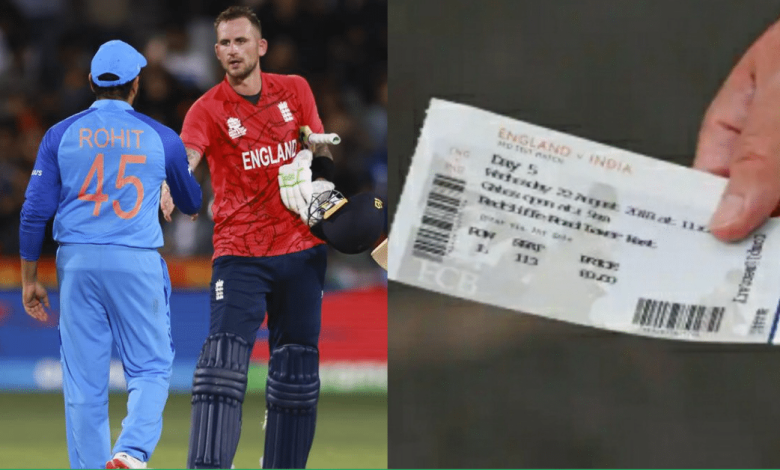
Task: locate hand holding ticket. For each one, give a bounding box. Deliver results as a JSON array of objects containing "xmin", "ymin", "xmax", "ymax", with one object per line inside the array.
[
  {"xmin": 694, "ymin": 17, "xmax": 780, "ymax": 243},
  {"xmin": 389, "ymin": 99, "xmax": 780, "ymax": 344}
]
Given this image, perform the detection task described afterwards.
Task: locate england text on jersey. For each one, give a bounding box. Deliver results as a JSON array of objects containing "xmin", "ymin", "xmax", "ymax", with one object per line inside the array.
[{"xmin": 241, "ymin": 139, "xmax": 297, "ymax": 171}]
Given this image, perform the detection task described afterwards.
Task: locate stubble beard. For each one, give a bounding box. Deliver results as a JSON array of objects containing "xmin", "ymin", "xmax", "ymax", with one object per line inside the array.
[{"xmin": 226, "ymin": 58, "xmax": 259, "ymax": 81}]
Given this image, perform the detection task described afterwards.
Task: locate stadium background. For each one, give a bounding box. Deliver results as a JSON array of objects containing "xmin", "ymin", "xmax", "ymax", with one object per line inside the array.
[
  {"xmin": 0, "ymin": 0, "xmax": 387, "ymax": 468},
  {"xmin": 389, "ymin": 0, "xmax": 780, "ymax": 468}
]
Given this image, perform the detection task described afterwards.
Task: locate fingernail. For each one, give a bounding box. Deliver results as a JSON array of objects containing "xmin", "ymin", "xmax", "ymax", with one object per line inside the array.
[{"xmin": 710, "ymin": 194, "xmax": 745, "ymax": 230}]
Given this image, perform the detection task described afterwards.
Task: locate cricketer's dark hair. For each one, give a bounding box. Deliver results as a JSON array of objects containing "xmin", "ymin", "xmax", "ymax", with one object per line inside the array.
[
  {"xmin": 91, "ymin": 73, "xmax": 136, "ymax": 100},
  {"xmin": 214, "ymin": 6, "xmax": 262, "ymax": 37}
]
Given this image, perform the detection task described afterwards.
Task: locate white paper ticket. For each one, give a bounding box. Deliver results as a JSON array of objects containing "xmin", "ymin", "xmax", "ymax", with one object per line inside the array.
[{"xmin": 389, "ymin": 99, "xmax": 780, "ymax": 344}]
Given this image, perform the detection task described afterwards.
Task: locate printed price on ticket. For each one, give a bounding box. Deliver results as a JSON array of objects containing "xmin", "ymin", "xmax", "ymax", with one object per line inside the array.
[{"xmin": 389, "ymin": 99, "xmax": 780, "ymax": 344}]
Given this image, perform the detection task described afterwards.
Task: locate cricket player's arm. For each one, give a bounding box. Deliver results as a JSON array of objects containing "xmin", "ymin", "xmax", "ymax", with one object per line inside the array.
[
  {"xmin": 308, "ymin": 141, "xmax": 335, "ymax": 190},
  {"xmin": 295, "ymin": 75, "xmax": 334, "ymax": 180},
  {"xmin": 19, "ymin": 129, "xmax": 61, "ymax": 321},
  {"xmin": 161, "ymin": 100, "xmax": 210, "ymax": 221},
  {"xmin": 20, "ymin": 260, "xmax": 49, "ymax": 321},
  {"xmin": 161, "ymin": 147, "xmax": 203, "ymax": 221},
  {"xmin": 186, "ymin": 147, "xmax": 204, "ymax": 171},
  {"xmin": 310, "ymin": 142, "xmax": 332, "ymax": 163},
  {"xmin": 162, "ymin": 129, "xmax": 202, "ymax": 216}
]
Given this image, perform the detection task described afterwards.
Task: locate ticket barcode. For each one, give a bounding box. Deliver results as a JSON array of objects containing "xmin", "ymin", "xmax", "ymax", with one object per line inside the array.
[
  {"xmin": 632, "ymin": 298, "xmax": 725, "ymax": 333},
  {"xmin": 750, "ymin": 308, "xmax": 769, "ymax": 336},
  {"xmin": 412, "ymin": 174, "xmax": 465, "ymax": 262}
]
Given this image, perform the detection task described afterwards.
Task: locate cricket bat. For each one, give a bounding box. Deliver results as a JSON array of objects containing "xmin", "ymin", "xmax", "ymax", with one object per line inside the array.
[
  {"xmin": 300, "ymin": 126, "xmax": 341, "ymax": 145},
  {"xmin": 371, "ymin": 238, "xmax": 388, "ymax": 270}
]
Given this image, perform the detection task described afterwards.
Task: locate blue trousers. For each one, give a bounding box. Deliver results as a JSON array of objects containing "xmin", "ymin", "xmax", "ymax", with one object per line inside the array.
[
  {"xmin": 209, "ymin": 245, "xmax": 328, "ymax": 349},
  {"xmin": 57, "ymin": 244, "xmax": 174, "ymax": 469}
]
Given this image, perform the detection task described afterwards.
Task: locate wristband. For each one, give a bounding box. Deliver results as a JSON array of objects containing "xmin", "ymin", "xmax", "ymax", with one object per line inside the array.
[{"xmin": 311, "ymin": 156, "xmax": 335, "ymax": 181}]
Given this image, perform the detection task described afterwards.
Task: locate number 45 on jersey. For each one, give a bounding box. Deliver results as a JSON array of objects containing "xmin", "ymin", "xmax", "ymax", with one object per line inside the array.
[{"xmin": 78, "ymin": 153, "xmax": 146, "ymax": 220}]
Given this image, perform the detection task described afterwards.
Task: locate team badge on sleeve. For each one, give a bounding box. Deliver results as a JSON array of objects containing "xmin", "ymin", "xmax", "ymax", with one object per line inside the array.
[{"xmin": 227, "ymin": 117, "xmax": 247, "ymax": 139}]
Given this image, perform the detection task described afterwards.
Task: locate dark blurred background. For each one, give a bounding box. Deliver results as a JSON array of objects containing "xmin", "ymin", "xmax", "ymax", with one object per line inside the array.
[{"xmin": 388, "ymin": 0, "xmax": 780, "ymax": 467}]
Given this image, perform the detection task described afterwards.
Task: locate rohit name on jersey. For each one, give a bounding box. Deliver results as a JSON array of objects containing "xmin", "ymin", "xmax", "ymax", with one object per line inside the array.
[{"xmin": 241, "ymin": 139, "xmax": 298, "ymax": 170}]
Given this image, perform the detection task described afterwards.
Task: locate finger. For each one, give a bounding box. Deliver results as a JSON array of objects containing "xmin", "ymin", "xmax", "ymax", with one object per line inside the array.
[
  {"xmin": 280, "ymin": 187, "xmax": 292, "ymax": 211},
  {"xmin": 191, "ymin": 213, "xmax": 199, "ymax": 221},
  {"xmin": 709, "ymin": 80, "xmax": 780, "ymax": 240},
  {"xmin": 293, "ymin": 189, "xmax": 306, "ymax": 216},
  {"xmin": 42, "ymin": 292, "xmax": 50, "ymax": 309},
  {"xmin": 33, "ymin": 306, "xmax": 47, "ymax": 322},
  {"xmin": 28, "ymin": 304, "xmax": 41, "ymax": 319},
  {"xmin": 287, "ymin": 189, "xmax": 296, "ymax": 211},
  {"xmin": 24, "ymin": 303, "xmax": 43, "ymax": 321},
  {"xmin": 694, "ymin": 54, "xmax": 755, "ymax": 176},
  {"xmin": 164, "ymin": 200, "xmax": 175, "ymax": 222},
  {"xmin": 299, "ymin": 181, "xmax": 313, "ymax": 206},
  {"xmin": 278, "ymin": 175, "xmax": 290, "ymax": 208},
  {"xmin": 298, "ymin": 167, "xmax": 313, "ymax": 205}
]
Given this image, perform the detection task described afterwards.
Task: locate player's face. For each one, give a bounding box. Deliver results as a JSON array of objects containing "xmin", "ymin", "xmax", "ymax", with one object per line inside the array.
[{"xmin": 215, "ymin": 18, "xmax": 267, "ymax": 80}]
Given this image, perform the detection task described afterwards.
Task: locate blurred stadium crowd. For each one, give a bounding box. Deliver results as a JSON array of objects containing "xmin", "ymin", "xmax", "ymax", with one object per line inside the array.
[{"xmin": 0, "ymin": 0, "xmax": 387, "ymax": 287}]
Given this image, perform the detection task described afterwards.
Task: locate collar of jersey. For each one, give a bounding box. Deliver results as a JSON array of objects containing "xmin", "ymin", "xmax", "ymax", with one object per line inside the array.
[
  {"xmin": 89, "ymin": 99, "xmax": 134, "ymax": 110},
  {"xmin": 221, "ymin": 74, "xmax": 265, "ymax": 104}
]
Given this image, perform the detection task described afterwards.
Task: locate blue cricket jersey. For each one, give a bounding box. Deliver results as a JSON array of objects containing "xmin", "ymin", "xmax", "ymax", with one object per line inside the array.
[{"xmin": 19, "ymin": 99, "xmax": 202, "ymax": 260}]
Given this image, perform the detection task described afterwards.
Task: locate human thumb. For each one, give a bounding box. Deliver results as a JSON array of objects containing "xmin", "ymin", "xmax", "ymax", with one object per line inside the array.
[
  {"xmin": 709, "ymin": 76, "xmax": 780, "ymax": 241},
  {"xmin": 709, "ymin": 151, "xmax": 780, "ymax": 241}
]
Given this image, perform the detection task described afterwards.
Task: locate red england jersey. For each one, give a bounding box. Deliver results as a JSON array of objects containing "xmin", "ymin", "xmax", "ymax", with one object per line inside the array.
[{"xmin": 181, "ymin": 73, "xmax": 326, "ymax": 258}]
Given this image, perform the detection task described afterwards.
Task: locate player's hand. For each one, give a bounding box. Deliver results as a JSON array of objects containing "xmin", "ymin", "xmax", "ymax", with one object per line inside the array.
[
  {"xmin": 22, "ymin": 281, "xmax": 50, "ymax": 322},
  {"xmin": 279, "ymin": 149, "xmax": 314, "ymax": 216},
  {"xmin": 161, "ymin": 181, "xmax": 175, "ymax": 222},
  {"xmin": 695, "ymin": 19, "xmax": 780, "ymax": 241},
  {"xmin": 161, "ymin": 181, "xmax": 198, "ymax": 221}
]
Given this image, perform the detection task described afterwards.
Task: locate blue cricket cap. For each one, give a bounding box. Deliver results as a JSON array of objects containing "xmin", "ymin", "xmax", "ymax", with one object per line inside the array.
[{"xmin": 90, "ymin": 40, "xmax": 147, "ymax": 87}]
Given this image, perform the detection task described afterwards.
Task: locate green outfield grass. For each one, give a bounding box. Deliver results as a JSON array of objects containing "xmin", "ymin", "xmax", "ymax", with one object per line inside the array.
[{"xmin": 0, "ymin": 392, "xmax": 387, "ymax": 469}]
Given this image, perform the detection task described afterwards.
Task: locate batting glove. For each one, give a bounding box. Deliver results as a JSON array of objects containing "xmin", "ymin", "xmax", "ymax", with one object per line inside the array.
[{"xmin": 278, "ymin": 150, "xmax": 314, "ymax": 217}]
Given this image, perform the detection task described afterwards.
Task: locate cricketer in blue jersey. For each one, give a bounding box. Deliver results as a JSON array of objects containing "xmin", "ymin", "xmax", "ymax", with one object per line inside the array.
[{"xmin": 19, "ymin": 40, "xmax": 202, "ymax": 470}]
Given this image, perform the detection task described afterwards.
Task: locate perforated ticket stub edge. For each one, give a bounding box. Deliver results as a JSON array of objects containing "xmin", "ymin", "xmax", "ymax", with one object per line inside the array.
[{"xmin": 389, "ymin": 99, "xmax": 780, "ymax": 344}]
